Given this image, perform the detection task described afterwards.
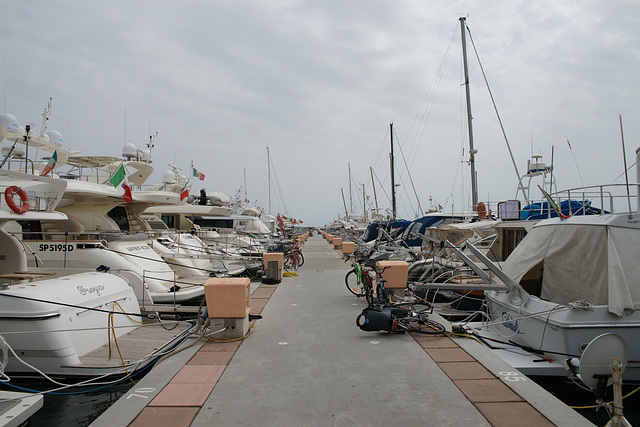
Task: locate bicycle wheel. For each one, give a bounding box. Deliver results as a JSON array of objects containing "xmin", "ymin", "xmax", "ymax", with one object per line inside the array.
[
  {"xmin": 284, "ymin": 253, "xmax": 298, "ymax": 271},
  {"xmin": 345, "ymin": 269, "xmax": 363, "ymax": 296},
  {"xmin": 297, "ymin": 251, "xmax": 305, "ymax": 266},
  {"xmin": 365, "ymin": 276, "xmax": 375, "ymax": 305},
  {"xmin": 398, "ymin": 315, "xmax": 445, "ymax": 335},
  {"xmin": 391, "ymin": 301, "xmax": 432, "ymax": 314}
]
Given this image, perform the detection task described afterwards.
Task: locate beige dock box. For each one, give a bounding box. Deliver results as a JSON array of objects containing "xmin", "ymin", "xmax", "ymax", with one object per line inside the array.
[
  {"xmin": 333, "ymin": 237, "xmax": 342, "ymax": 249},
  {"xmin": 263, "ymin": 252, "xmax": 284, "ymax": 271},
  {"xmin": 204, "ymin": 278, "xmax": 251, "ymax": 318},
  {"xmin": 341, "ymin": 241, "xmax": 355, "ymax": 255},
  {"xmin": 375, "ymin": 261, "xmax": 409, "ymax": 289}
]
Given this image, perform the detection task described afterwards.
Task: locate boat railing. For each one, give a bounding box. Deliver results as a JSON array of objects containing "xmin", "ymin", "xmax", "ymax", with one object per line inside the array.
[
  {"xmin": 480, "ymin": 183, "xmax": 640, "ymax": 220},
  {"xmin": 553, "ymin": 183, "xmax": 639, "ymax": 214}
]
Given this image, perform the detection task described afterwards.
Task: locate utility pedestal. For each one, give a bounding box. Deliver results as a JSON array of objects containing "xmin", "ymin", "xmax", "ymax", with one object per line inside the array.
[{"xmin": 204, "ymin": 278, "xmax": 251, "ymax": 339}]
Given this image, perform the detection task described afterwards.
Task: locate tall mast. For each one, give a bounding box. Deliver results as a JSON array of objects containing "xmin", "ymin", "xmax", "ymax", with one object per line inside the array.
[
  {"xmin": 341, "ymin": 188, "xmax": 348, "ymax": 218},
  {"xmin": 348, "ymin": 162, "xmax": 353, "ymax": 214},
  {"xmin": 370, "ymin": 167, "xmax": 379, "ymax": 218},
  {"xmin": 460, "ymin": 17, "xmax": 479, "ymax": 209},
  {"xmin": 266, "ymin": 147, "xmax": 271, "ymax": 215},
  {"xmin": 390, "ymin": 122, "xmax": 397, "ymax": 218},
  {"xmin": 362, "ymin": 184, "xmax": 367, "ymax": 223}
]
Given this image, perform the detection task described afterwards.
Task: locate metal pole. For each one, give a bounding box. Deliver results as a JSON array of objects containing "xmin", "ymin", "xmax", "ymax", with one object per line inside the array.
[
  {"xmin": 460, "ymin": 17, "xmax": 478, "ymax": 209},
  {"xmin": 267, "ymin": 147, "xmax": 271, "ymax": 215},
  {"xmin": 390, "ymin": 122, "xmax": 396, "ymax": 218}
]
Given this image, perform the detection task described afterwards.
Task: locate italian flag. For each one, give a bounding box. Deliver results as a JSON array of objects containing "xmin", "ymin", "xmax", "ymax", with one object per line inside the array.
[
  {"xmin": 193, "ymin": 167, "xmax": 205, "ymax": 181},
  {"xmin": 180, "ymin": 181, "xmax": 190, "ymax": 201},
  {"xmin": 40, "ymin": 150, "xmax": 58, "ymax": 176},
  {"xmin": 109, "ymin": 164, "xmax": 133, "ymax": 204}
]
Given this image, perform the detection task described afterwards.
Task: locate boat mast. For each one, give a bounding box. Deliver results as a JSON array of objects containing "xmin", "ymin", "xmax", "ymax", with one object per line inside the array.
[
  {"xmin": 362, "ymin": 184, "xmax": 366, "ymax": 223},
  {"xmin": 370, "ymin": 167, "xmax": 379, "ymax": 218},
  {"xmin": 341, "ymin": 188, "xmax": 349, "ymax": 218},
  {"xmin": 460, "ymin": 17, "xmax": 479, "ymax": 209},
  {"xmin": 348, "ymin": 162, "xmax": 353, "ymax": 214},
  {"xmin": 266, "ymin": 146, "xmax": 271, "ymax": 215},
  {"xmin": 390, "ymin": 122, "xmax": 397, "ymax": 218}
]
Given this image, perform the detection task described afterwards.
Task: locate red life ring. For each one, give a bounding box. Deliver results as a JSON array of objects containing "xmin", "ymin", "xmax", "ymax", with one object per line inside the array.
[
  {"xmin": 476, "ymin": 202, "xmax": 487, "ymax": 219},
  {"xmin": 4, "ymin": 186, "xmax": 30, "ymax": 214}
]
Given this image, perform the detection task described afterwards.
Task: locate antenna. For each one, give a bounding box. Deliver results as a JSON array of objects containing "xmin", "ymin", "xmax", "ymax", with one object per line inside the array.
[
  {"xmin": 619, "ymin": 115, "xmax": 633, "ymax": 218},
  {"xmin": 564, "ymin": 132, "xmax": 585, "ymax": 187}
]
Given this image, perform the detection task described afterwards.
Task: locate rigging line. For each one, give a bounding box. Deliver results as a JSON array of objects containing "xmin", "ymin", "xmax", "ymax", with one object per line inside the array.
[
  {"xmin": 563, "ymin": 133, "xmax": 585, "ymax": 187},
  {"xmin": 371, "ymin": 168, "xmax": 391, "ymax": 205},
  {"xmin": 465, "ymin": 23, "xmax": 527, "ymax": 203},
  {"xmin": 0, "ymin": 292, "xmax": 152, "ymax": 318},
  {"xmin": 268, "ymin": 154, "xmax": 288, "ymax": 215},
  {"xmin": 372, "ymin": 126, "xmax": 391, "ymax": 172},
  {"xmin": 408, "ymin": 24, "xmax": 459, "ymax": 170},
  {"xmin": 393, "ymin": 127, "xmax": 423, "ymax": 214}
]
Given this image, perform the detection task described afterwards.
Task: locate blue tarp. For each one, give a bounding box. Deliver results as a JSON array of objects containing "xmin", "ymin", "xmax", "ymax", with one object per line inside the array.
[{"xmin": 520, "ymin": 199, "xmax": 604, "ymax": 220}]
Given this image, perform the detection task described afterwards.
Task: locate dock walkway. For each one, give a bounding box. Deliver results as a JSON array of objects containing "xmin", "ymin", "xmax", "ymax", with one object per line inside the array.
[{"xmin": 91, "ymin": 234, "xmax": 592, "ymax": 426}]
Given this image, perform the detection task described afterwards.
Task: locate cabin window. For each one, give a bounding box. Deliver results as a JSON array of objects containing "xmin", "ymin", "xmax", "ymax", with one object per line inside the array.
[
  {"xmin": 107, "ymin": 206, "xmax": 130, "ymax": 231},
  {"xmin": 520, "ymin": 261, "xmax": 543, "ymax": 297},
  {"xmin": 17, "ymin": 220, "xmax": 43, "ymax": 240},
  {"xmin": 161, "ymin": 215, "xmax": 175, "ymax": 229},
  {"xmin": 500, "ymin": 228, "xmax": 528, "ymax": 261},
  {"xmin": 191, "ymin": 217, "xmax": 234, "ymax": 229}
]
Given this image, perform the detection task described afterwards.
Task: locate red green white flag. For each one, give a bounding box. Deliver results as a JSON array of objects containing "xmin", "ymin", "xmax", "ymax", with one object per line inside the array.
[
  {"xmin": 193, "ymin": 167, "xmax": 205, "ymax": 181},
  {"xmin": 40, "ymin": 150, "xmax": 58, "ymax": 176}
]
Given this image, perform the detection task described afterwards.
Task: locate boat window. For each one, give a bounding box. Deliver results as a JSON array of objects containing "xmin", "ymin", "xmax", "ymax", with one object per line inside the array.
[
  {"xmin": 107, "ymin": 206, "xmax": 130, "ymax": 231},
  {"xmin": 191, "ymin": 217, "xmax": 234, "ymax": 229},
  {"xmin": 500, "ymin": 228, "xmax": 528, "ymax": 261},
  {"xmin": 161, "ymin": 215, "xmax": 175, "ymax": 229},
  {"xmin": 17, "ymin": 220, "xmax": 43, "ymax": 240},
  {"xmin": 520, "ymin": 261, "xmax": 543, "ymax": 297}
]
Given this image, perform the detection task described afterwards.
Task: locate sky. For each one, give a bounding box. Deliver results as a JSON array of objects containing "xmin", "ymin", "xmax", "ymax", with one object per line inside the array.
[{"xmin": 2, "ymin": 1, "xmax": 640, "ymax": 226}]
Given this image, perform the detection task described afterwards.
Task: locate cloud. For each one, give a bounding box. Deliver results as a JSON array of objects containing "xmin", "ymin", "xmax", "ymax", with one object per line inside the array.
[{"xmin": 2, "ymin": 0, "xmax": 640, "ymax": 225}]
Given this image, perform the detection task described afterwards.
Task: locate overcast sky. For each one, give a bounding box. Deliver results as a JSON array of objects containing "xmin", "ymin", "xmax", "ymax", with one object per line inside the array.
[{"xmin": 2, "ymin": 1, "xmax": 639, "ymax": 226}]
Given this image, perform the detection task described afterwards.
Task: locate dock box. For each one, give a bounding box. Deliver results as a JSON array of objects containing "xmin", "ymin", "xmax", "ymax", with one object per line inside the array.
[
  {"xmin": 375, "ymin": 261, "xmax": 409, "ymax": 289},
  {"xmin": 263, "ymin": 252, "xmax": 284, "ymax": 271},
  {"xmin": 204, "ymin": 278, "xmax": 251, "ymax": 318},
  {"xmin": 333, "ymin": 237, "xmax": 342, "ymax": 249},
  {"xmin": 342, "ymin": 241, "xmax": 355, "ymax": 255}
]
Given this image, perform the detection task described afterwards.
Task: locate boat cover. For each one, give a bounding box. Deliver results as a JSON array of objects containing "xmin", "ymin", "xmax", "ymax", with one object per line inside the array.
[{"xmin": 501, "ymin": 221, "xmax": 640, "ymax": 317}]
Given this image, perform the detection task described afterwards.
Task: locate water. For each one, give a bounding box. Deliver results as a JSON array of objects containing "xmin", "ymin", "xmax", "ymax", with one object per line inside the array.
[{"xmin": 1, "ymin": 375, "xmax": 142, "ymax": 426}]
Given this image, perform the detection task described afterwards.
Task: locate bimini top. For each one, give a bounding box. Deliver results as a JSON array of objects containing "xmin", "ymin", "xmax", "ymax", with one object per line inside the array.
[{"xmin": 501, "ymin": 214, "xmax": 640, "ymax": 317}]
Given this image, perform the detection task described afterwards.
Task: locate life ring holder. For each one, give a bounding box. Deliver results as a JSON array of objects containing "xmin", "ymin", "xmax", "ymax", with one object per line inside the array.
[
  {"xmin": 476, "ymin": 202, "xmax": 487, "ymax": 219},
  {"xmin": 4, "ymin": 186, "xmax": 30, "ymax": 214}
]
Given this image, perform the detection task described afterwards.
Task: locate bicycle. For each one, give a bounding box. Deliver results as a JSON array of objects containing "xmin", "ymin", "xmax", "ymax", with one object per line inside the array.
[
  {"xmin": 344, "ymin": 256, "xmax": 375, "ymax": 305},
  {"xmin": 283, "ymin": 241, "xmax": 303, "ymax": 271}
]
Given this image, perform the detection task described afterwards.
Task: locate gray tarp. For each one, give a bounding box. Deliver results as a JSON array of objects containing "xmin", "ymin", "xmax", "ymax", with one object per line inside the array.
[{"xmin": 501, "ymin": 222, "xmax": 640, "ymax": 317}]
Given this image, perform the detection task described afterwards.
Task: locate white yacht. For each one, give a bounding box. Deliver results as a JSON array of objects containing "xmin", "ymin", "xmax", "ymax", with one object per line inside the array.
[{"xmin": 0, "ymin": 169, "xmax": 192, "ymax": 377}]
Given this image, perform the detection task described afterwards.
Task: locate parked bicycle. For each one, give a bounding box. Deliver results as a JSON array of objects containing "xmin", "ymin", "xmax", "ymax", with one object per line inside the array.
[
  {"xmin": 283, "ymin": 241, "xmax": 303, "ymax": 271},
  {"xmin": 344, "ymin": 255, "xmax": 375, "ymax": 304}
]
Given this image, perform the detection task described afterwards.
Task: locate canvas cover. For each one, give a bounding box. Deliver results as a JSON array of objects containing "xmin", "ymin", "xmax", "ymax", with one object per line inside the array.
[{"xmin": 501, "ymin": 221, "xmax": 640, "ymax": 317}]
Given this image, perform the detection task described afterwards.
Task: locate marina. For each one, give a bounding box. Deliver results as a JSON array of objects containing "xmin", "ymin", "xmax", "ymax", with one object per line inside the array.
[
  {"xmin": 90, "ymin": 235, "xmax": 591, "ymax": 427},
  {"xmin": 2, "ymin": 4, "xmax": 640, "ymax": 426}
]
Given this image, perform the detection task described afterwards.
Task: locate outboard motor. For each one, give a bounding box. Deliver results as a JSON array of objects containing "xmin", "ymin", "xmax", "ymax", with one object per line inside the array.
[{"xmin": 356, "ymin": 306, "xmax": 409, "ymax": 332}]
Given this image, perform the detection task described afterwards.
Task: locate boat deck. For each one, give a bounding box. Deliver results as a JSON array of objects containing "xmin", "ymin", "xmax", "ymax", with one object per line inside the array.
[{"xmin": 90, "ymin": 235, "xmax": 592, "ymax": 426}]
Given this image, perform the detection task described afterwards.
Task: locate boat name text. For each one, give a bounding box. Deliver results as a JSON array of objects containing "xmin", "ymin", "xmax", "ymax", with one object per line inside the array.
[
  {"xmin": 126, "ymin": 245, "xmax": 150, "ymax": 252},
  {"xmin": 77, "ymin": 285, "xmax": 105, "ymax": 297},
  {"xmin": 501, "ymin": 312, "xmax": 519, "ymax": 333},
  {"xmin": 39, "ymin": 244, "xmax": 74, "ymax": 252}
]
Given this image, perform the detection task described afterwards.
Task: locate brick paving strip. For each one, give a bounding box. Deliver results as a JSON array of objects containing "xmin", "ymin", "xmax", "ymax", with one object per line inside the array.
[
  {"xmin": 128, "ymin": 282, "xmax": 279, "ymax": 427},
  {"xmin": 411, "ymin": 334, "xmax": 555, "ymax": 427}
]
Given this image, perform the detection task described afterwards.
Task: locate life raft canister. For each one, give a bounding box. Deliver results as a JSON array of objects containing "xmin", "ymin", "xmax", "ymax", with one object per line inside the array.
[
  {"xmin": 4, "ymin": 186, "xmax": 30, "ymax": 214},
  {"xmin": 476, "ymin": 201, "xmax": 487, "ymax": 219}
]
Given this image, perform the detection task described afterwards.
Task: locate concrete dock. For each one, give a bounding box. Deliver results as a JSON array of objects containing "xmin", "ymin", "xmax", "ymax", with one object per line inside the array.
[{"xmin": 91, "ymin": 234, "xmax": 593, "ymax": 426}]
